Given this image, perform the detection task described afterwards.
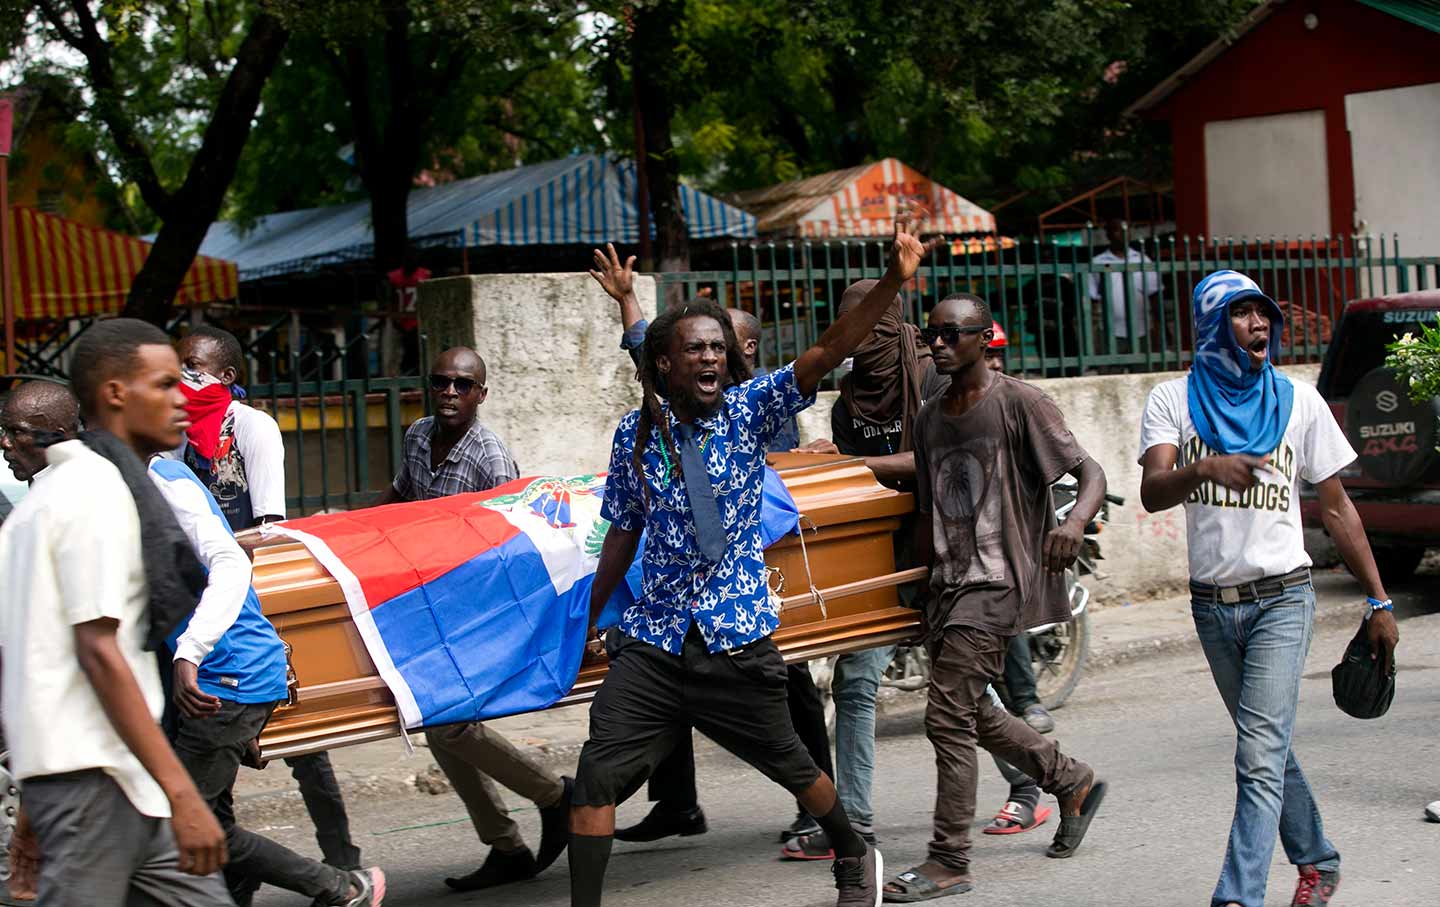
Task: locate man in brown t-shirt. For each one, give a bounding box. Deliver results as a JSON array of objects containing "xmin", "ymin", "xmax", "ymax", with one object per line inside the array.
[{"xmin": 883, "ymin": 294, "xmax": 1109, "ymax": 901}]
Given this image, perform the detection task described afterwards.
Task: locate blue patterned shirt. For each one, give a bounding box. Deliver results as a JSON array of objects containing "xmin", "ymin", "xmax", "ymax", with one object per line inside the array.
[{"xmin": 601, "ymin": 363, "xmax": 816, "ymax": 654}]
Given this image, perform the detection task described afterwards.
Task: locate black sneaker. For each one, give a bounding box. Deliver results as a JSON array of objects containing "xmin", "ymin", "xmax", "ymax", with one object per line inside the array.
[
  {"xmin": 615, "ymin": 804, "xmax": 708, "ymax": 842},
  {"xmin": 778, "ymin": 809, "xmax": 821, "ymax": 842},
  {"xmin": 833, "ymin": 843, "xmax": 882, "ymax": 907}
]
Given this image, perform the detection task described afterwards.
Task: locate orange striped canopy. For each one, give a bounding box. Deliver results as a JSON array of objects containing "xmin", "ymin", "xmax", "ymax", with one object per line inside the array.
[{"xmin": 5, "ymin": 207, "xmax": 238, "ymax": 320}]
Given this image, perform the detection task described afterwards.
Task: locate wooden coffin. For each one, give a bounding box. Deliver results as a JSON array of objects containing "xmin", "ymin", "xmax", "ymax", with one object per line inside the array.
[{"xmin": 252, "ymin": 454, "xmax": 923, "ymax": 760}]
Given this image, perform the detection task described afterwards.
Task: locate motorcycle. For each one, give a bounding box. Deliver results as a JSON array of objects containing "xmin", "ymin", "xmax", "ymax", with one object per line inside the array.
[{"xmin": 812, "ymin": 481, "xmax": 1123, "ymax": 725}]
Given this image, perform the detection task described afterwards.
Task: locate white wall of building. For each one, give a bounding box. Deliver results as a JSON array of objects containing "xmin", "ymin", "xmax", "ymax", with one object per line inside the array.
[
  {"xmin": 1204, "ymin": 110, "xmax": 1331, "ymax": 239},
  {"xmin": 1346, "ymin": 81, "xmax": 1440, "ymax": 259}
]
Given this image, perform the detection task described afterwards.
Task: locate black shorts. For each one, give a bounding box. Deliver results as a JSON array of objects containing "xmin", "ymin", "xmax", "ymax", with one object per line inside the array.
[{"xmin": 572, "ymin": 625, "xmax": 822, "ymax": 808}]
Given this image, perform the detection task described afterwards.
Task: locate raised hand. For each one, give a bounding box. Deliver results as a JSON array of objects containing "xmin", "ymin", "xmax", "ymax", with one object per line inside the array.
[
  {"xmin": 589, "ymin": 243, "xmax": 637, "ymax": 304},
  {"xmin": 889, "ymin": 205, "xmax": 945, "ymax": 283}
]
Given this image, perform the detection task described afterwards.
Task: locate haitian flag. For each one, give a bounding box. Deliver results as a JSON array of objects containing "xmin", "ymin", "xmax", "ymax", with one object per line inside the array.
[{"xmin": 271, "ymin": 470, "xmax": 799, "ymax": 730}]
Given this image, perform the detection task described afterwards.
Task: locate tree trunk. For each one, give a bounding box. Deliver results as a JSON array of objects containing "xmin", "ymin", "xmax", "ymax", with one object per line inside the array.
[
  {"xmin": 631, "ymin": 2, "xmax": 690, "ymax": 282},
  {"xmin": 122, "ymin": 14, "xmax": 289, "ymax": 325}
]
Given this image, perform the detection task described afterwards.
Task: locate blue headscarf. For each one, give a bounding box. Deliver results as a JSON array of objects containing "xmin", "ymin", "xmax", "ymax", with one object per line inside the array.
[{"xmin": 1187, "ymin": 270, "xmax": 1294, "ymax": 456}]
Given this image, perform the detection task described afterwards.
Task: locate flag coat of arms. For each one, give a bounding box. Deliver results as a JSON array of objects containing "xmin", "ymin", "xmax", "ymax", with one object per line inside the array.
[{"xmin": 272, "ymin": 471, "xmax": 799, "ymax": 730}]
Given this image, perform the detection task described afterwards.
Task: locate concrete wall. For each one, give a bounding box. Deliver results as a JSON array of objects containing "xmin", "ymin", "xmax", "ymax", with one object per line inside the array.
[
  {"xmin": 800, "ymin": 363, "xmax": 1322, "ymax": 603},
  {"xmin": 419, "ymin": 272, "xmax": 1321, "ymax": 603},
  {"xmin": 417, "ymin": 272, "xmax": 657, "ymax": 475}
]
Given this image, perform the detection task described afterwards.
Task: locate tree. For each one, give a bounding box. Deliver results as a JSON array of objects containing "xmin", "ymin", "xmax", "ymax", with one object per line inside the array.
[
  {"xmin": 265, "ymin": 0, "xmax": 594, "ymax": 283},
  {"xmin": 7, "ymin": 1, "xmax": 288, "ymax": 324}
]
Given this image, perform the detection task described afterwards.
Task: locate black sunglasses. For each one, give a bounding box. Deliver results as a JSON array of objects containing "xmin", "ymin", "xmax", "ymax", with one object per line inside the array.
[
  {"xmin": 920, "ymin": 324, "xmax": 989, "ymax": 345},
  {"xmin": 429, "ymin": 374, "xmax": 481, "ymax": 394}
]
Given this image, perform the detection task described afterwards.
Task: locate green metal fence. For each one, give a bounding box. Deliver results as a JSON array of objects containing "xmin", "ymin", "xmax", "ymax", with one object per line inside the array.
[
  {"xmin": 245, "ymin": 330, "xmax": 430, "ymax": 515},
  {"xmin": 657, "ymin": 233, "xmax": 1440, "ymax": 381}
]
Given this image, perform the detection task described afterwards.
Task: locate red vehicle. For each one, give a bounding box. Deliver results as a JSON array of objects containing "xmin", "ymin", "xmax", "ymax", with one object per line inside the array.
[{"xmin": 1301, "ymin": 290, "xmax": 1440, "ymax": 583}]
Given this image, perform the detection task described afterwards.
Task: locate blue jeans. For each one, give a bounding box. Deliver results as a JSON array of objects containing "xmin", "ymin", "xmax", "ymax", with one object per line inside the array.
[
  {"xmin": 1191, "ymin": 583, "xmax": 1339, "ymax": 907},
  {"xmin": 832, "ymin": 644, "xmax": 896, "ymax": 826}
]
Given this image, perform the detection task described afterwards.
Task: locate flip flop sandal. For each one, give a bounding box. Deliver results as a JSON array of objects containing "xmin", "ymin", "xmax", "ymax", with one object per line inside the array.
[
  {"xmin": 1045, "ymin": 779, "xmax": 1108, "ymax": 859},
  {"xmin": 881, "ymin": 867, "xmax": 973, "ymax": 902},
  {"xmin": 780, "ymin": 831, "xmax": 835, "ymax": 861},
  {"xmin": 982, "ymin": 801, "xmax": 1053, "ymax": 835}
]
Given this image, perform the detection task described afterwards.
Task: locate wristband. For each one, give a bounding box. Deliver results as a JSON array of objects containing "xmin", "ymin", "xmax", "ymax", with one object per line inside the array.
[{"xmin": 1363, "ymin": 597, "xmax": 1393, "ymax": 620}]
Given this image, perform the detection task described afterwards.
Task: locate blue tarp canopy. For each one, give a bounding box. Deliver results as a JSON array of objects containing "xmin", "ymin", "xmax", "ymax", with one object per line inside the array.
[{"xmin": 198, "ymin": 154, "xmax": 757, "ymax": 281}]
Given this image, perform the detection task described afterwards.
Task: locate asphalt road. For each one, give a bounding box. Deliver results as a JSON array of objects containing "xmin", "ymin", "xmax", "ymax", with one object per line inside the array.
[{"xmin": 252, "ymin": 587, "xmax": 1440, "ymax": 907}]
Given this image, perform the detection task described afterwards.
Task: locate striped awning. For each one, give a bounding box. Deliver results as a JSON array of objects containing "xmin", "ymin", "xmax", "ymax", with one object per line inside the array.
[
  {"xmin": 464, "ymin": 155, "xmax": 755, "ymax": 247},
  {"xmin": 727, "ymin": 159, "xmax": 999, "ymax": 239},
  {"xmin": 7, "ymin": 207, "xmax": 238, "ymax": 320}
]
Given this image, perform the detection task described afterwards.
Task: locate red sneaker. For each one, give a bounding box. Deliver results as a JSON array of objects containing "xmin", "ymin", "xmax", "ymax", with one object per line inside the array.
[{"xmin": 1291, "ymin": 865, "xmax": 1339, "ymax": 906}]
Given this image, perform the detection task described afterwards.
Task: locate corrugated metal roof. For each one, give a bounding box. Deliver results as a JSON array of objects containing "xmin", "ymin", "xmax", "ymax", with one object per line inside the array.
[
  {"xmin": 198, "ymin": 154, "xmax": 755, "ymax": 281},
  {"xmin": 725, "ymin": 163, "xmax": 875, "ymax": 234},
  {"xmin": 1358, "ymin": 0, "xmax": 1440, "ymax": 32}
]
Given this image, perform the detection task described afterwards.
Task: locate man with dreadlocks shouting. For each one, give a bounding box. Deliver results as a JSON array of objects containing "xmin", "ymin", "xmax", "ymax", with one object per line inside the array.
[
  {"xmin": 589, "ymin": 243, "xmax": 838, "ymax": 848},
  {"xmin": 571, "ymin": 213, "xmax": 942, "ymax": 907}
]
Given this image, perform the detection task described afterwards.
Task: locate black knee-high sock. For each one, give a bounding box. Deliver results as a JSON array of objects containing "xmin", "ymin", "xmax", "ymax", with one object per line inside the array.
[
  {"xmin": 569, "ymin": 833, "xmax": 613, "ymax": 907},
  {"xmin": 813, "ymin": 798, "xmax": 867, "ymax": 859}
]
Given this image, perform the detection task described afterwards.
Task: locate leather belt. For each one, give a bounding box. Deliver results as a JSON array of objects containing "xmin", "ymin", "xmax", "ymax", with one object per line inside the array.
[{"xmin": 1189, "ymin": 567, "xmax": 1312, "ymax": 605}]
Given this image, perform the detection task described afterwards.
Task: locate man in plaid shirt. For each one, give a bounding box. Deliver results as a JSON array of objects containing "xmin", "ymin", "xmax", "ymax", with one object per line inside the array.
[{"xmin": 380, "ymin": 347, "xmax": 574, "ymax": 892}]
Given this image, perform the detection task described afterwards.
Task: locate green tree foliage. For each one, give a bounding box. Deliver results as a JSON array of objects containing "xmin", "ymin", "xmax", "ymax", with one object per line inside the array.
[
  {"xmin": 2, "ymin": 0, "xmax": 288, "ymax": 323},
  {"xmin": 590, "ymin": 0, "xmax": 1260, "ymax": 224},
  {"xmin": 253, "ymin": 0, "xmax": 601, "ymax": 280}
]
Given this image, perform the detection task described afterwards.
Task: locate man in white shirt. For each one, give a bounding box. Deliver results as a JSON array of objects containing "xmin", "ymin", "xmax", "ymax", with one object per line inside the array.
[
  {"xmin": 0, "ymin": 318, "xmax": 230, "ymax": 906},
  {"xmin": 1088, "ymin": 219, "xmax": 1161, "ymax": 352},
  {"xmin": 178, "ymin": 325, "xmax": 287, "ymax": 528},
  {"xmin": 1138, "ymin": 271, "xmax": 1398, "ymax": 907}
]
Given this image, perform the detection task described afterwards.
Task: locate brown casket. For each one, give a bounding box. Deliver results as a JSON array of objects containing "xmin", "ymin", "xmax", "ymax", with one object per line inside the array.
[{"xmin": 251, "ymin": 454, "xmax": 923, "ymax": 760}]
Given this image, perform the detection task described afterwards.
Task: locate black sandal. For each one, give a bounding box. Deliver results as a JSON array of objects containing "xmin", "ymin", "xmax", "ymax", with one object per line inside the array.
[
  {"xmin": 1045, "ymin": 779, "xmax": 1107, "ymax": 859},
  {"xmin": 882, "ymin": 866, "xmax": 973, "ymax": 902}
]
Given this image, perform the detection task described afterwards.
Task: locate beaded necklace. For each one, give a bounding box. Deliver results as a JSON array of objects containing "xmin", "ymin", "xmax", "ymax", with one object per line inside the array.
[{"xmin": 658, "ymin": 427, "xmax": 711, "ymax": 487}]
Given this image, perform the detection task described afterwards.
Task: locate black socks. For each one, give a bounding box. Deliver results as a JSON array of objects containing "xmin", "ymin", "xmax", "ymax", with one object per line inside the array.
[
  {"xmin": 569, "ymin": 833, "xmax": 614, "ymax": 907},
  {"xmin": 813, "ymin": 798, "xmax": 867, "ymax": 860}
]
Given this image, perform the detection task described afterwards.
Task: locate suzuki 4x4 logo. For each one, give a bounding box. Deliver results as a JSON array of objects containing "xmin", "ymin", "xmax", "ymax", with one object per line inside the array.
[{"xmin": 1376, "ymin": 390, "xmax": 1400, "ymax": 414}]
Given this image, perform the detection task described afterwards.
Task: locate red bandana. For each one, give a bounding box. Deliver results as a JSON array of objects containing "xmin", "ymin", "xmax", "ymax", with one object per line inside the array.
[{"xmin": 180, "ymin": 372, "xmax": 233, "ymax": 460}]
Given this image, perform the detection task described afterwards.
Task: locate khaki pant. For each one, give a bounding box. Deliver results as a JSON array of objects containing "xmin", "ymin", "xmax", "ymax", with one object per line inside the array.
[
  {"xmin": 926, "ymin": 624, "xmax": 1092, "ymax": 871},
  {"xmin": 425, "ymin": 721, "xmax": 565, "ymax": 853}
]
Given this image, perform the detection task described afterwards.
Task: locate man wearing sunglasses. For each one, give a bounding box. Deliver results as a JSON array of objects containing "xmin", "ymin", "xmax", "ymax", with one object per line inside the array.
[
  {"xmin": 379, "ymin": 346, "xmax": 574, "ymax": 893},
  {"xmin": 884, "ymin": 295, "xmax": 1107, "ymax": 902}
]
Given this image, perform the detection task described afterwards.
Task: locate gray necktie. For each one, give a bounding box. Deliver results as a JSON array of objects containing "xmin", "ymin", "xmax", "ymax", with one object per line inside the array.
[{"xmin": 674, "ymin": 423, "xmax": 726, "ymax": 563}]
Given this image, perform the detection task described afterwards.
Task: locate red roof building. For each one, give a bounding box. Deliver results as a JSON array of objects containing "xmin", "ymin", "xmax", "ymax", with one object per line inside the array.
[{"xmin": 1128, "ymin": 0, "xmax": 1440, "ymax": 256}]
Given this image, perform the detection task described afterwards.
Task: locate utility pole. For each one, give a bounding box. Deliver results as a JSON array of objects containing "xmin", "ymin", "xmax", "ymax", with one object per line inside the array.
[{"xmin": 625, "ymin": 6, "xmax": 653, "ymax": 270}]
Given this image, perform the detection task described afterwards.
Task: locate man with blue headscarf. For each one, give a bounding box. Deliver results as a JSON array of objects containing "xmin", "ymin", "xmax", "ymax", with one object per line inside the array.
[{"xmin": 1138, "ymin": 270, "xmax": 1398, "ymax": 907}]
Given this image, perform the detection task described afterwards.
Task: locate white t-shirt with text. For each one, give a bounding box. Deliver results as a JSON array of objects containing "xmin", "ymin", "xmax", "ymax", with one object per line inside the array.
[
  {"xmin": 1137, "ymin": 376, "xmax": 1355, "ymax": 586},
  {"xmin": 0, "ymin": 441, "xmax": 170, "ymax": 817}
]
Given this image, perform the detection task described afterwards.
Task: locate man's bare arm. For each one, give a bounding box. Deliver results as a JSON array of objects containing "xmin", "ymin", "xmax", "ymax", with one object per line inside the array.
[
  {"xmin": 1043, "ymin": 457, "xmax": 1106, "ymax": 573},
  {"xmin": 792, "ymin": 212, "xmax": 941, "ymax": 397},
  {"xmin": 73, "ymin": 619, "xmax": 227, "ymax": 876},
  {"xmin": 590, "ymin": 243, "xmax": 645, "ymax": 333},
  {"xmin": 1139, "ymin": 445, "xmax": 1270, "ymax": 513},
  {"xmin": 1315, "ymin": 476, "xmax": 1398, "ymax": 674}
]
